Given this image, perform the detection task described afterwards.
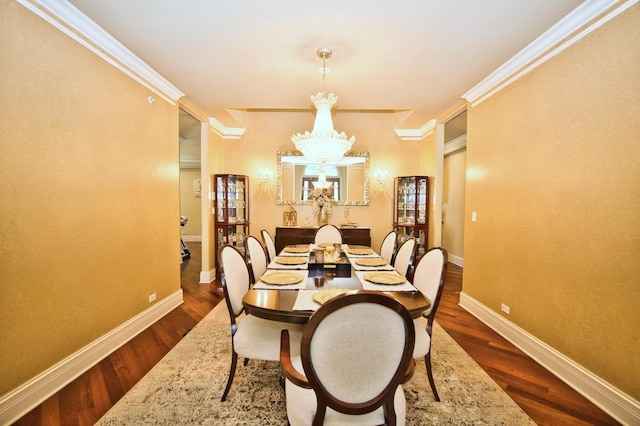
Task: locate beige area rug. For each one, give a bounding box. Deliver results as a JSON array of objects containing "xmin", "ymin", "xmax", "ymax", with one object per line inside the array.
[{"xmin": 96, "ymin": 303, "xmax": 534, "ymax": 425}]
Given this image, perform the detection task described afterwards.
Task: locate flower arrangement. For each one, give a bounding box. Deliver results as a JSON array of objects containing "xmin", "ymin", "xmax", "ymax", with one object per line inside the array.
[{"xmin": 311, "ymin": 188, "xmax": 332, "ymax": 219}]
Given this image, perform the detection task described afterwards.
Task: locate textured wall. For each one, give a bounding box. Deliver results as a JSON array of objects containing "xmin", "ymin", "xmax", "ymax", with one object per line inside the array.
[
  {"xmin": 464, "ymin": 4, "xmax": 640, "ymax": 397},
  {"xmin": 0, "ymin": 2, "xmax": 180, "ymax": 395}
]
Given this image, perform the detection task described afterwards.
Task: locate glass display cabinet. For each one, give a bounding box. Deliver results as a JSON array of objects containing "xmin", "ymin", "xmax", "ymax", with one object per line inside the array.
[
  {"xmin": 213, "ymin": 174, "xmax": 249, "ymax": 279},
  {"xmin": 393, "ymin": 176, "xmax": 429, "ymax": 260}
]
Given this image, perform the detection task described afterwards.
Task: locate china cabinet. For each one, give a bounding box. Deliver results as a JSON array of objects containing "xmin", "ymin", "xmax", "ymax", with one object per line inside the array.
[
  {"xmin": 213, "ymin": 174, "xmax": 249, "ymax": 279},
  {"xmin": 393, "ymin": 176, "xmax": 429, "ymax": 260}
]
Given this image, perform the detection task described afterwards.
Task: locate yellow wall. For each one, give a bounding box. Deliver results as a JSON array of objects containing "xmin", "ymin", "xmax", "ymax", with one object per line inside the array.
[
  {"xmin": 464, "ymin": 5, "xmax": 640, "ymax": 398},
  {"xmin": 222, "ymin": 111, "xmax": 424, "ymax": 251},
  {"xmin": 0, "ymin": 2, "xmax": 181, "ymax": 395}
]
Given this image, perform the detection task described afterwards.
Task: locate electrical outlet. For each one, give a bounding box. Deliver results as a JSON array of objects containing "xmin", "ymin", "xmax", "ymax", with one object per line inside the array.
[
  {"xmin": 501, "ymin": 303, "xmax": 510, "ymax": 314},
  {"xmin": 149, "ymin": 293, "xmax": 157, "ymax": 303},
  {"xmin": 471, "ymin": 211, "xmax": 477, "ymax": 222}
]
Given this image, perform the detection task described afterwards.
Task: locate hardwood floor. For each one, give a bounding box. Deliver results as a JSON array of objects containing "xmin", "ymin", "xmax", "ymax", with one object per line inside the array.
[{"xmin": 13, "ymin": 243, "xmax": 619, "ymax": 425}]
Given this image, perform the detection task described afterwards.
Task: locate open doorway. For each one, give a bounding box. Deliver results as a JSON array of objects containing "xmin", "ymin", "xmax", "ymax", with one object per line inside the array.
[
  {"xmin": 442, "ymin": 110, "xmax": 467, "ymax": 267},
  {"xmin": 179, "ymin": 109, "xmax": 202, "ymax": 267}
]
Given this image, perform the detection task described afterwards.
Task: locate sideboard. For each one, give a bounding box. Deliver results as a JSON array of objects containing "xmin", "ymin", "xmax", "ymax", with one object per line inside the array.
[{"xmin": 275, "ymin": 227, "xmax": 371, "ymax": 253}]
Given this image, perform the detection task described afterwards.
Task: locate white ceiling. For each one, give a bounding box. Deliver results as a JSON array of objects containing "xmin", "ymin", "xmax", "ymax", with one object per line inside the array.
[{"xmin": 67, "ymin": 0, "xmax": 584, "ymax": 135}]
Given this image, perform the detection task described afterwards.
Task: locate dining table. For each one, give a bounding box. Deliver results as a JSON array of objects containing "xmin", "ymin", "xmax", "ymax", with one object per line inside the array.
[{"xmin": 242, "ymin": 243, "xmax": 431, "ymax": 324}]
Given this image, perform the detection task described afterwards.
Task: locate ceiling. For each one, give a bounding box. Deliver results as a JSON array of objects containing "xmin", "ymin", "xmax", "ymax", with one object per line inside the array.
[{"xmin": 67, "ymin": 0, "xmax": 584, "ymax": 132}]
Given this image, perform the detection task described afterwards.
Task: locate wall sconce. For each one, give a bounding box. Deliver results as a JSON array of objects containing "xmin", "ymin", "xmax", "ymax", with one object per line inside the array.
[
  {"xmin": 375, "ymin": 170, "xmax": 388, "ymax": 188},
  {"xmin": 258, "ymin": 169, "xmax": 271, "ymax": 184}
]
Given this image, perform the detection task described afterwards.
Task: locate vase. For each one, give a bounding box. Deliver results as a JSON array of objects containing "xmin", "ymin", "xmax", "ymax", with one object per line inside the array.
[{"xmin": 317, "ymin": 209, "xmax": 328, "ymax": 226}]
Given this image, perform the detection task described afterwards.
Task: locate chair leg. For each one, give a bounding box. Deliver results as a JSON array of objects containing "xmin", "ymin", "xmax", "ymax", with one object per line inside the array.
[
  {"xmin": 425, "ymin": 351, "xmax": 440, "ymax": 402},
  {"xmin": 221, "ymin": 351, "xmax": 238, "ymax": 401}
]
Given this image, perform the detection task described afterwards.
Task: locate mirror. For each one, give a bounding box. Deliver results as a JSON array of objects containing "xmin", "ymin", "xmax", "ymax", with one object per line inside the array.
[{"xmin": 276, "ymin": 151, "xmax": 370, "ymax": 206}]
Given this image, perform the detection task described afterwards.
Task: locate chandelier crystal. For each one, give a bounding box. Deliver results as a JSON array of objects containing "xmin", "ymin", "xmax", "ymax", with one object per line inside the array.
[{"xmin": 291, "ymin": 48, "xmax": 355, "ymax": 163}]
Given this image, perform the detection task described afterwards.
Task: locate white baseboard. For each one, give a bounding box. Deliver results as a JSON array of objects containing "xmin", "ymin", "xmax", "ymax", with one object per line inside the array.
[
  {"xmin": 459, "ymin": 291, "xmax": 640, "ymax": 425},
  {"xmin": 199, "ymin": 268, "xmax": 215, "ymax": 284},
  {"xmin": 181, "ymin": 235, "xmax": 201, "ymax": 242},
  {"xmin": 0, "ymin": 290, "xmax": 184, "ymax": 425},
  {"xmin": 447, "ymin": 254, "xmax": 464, "ymax": 267}
]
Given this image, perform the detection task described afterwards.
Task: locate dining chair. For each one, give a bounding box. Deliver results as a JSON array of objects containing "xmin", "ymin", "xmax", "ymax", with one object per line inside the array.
[
  {"xmin": 280, "ymin": 291, "xmax": 415, "ymax": 426},
  {"xmin": 260, "ymin": 229, "xmax": 277, "ymax": 262},
  {"xmin": 313, "ymin": 224, "xmax": 343, "ymax": 245},
  {"xmin": 379, "ymin": 230, "xmax": 398, "ymax": 264},
  {"xmin": 393, "ymin": 237, "xmax": 416, "ymax": 279},
  {"xmin": 245, "ymin": 235, "xmax": 268, "ymax": 285},
  {"xmin": 218, "ymin": 244, "xmax": 304, "ymax": 401},
  {"xmin": 411, "ymin": 247, "xmax": 448, "ymax": 401}
]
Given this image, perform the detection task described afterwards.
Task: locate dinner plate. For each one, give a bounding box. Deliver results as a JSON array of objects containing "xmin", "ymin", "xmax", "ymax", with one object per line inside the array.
[
  {"xmin": 283, "ymin": 247, "xmax": 310, "ymax": 253},
  {"xmin": 317, "ymin": 242, "xmax": 337, "ymax": 248},
  {"xmin": 275, "ymin": 256, "xmax": 307, "ymax": 265},
  {"xmin": 363, "ymin": 272, "xmax": 406, "ymax": 285},
  {"xmin": 312, "ymin": 288, "xmax": 349, "ymax": 304},
  {"xmin": 347, "ymin": 248, "xmax": 374, "ymax": 255},
  {"xmin": 355, "ymin": 257, "xmax": 387, "ymax": 267},
  {"xmin": 260, "ymin": 271, "xmax": 305, "ymax": 285}
]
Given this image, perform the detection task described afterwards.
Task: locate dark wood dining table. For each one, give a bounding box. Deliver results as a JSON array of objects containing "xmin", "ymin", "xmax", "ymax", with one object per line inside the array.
[{"xmin": 242, "ymin": 246, "xmax": 431, "ymax": 324}]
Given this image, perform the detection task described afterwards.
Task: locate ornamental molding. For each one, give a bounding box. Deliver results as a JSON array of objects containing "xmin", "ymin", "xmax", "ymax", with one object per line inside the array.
[
  {"xmin": 18, "ymin": 0, "xmax": 184, "ymax": 105},
  {"xmin": 462, "ymin": 0, "xmax": 638, "ymax": 106}
]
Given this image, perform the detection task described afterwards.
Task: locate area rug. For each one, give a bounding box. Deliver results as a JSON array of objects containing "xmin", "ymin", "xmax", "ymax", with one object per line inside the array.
[{"xmin": 96, "ymin": 303, "xmax": 534, "ymax": 425}]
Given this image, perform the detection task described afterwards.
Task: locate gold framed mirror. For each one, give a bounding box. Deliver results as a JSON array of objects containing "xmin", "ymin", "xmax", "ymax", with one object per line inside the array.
[{"xmin": 276, "ymin": 151, "xmax": 370, "ymax": 206}]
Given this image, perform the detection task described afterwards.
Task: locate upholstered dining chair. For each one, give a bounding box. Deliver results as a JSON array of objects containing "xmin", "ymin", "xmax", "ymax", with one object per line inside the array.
[
  {"xmin": 280, "ymin": 291, "xmax": 415, "ymax": 426},
  {"xmin": 245, "ymin": 235, "xmax": 268, "ymax": 285},
  {"xmin": 411, "ymin": 247, "xmax": 448, "ymax": 401},
  {"xmin": 313, "ymin": 224, "xmax": 343, "ymax": 245},
  {"xmin": 260, "ymin": 229, "xmax": 277, "ymax": 263},
  {"xmin": 392, "ymin": 237, "xmax": 416, "ymax": 279},
  {"xmin": 218, "ymin": 244, "xmax": 304, "ymax": 401},
  {"xmin": 379, "ymin": 230, "xmax": 398, "ymax": 264}
]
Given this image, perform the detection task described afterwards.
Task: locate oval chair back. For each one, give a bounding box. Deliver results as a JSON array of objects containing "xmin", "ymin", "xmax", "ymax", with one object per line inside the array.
[
  {"xmin": 280, "ymin": 292, "xmax": 415, "ymax": 425},
  {"xmin": 245, "ymin": 235, "xmax": 268, "ymax": 284},
  {"xmin": 379, "ymin": 230, "xmax": 398, "ymax": 264},
  {"xmin": 313, "ymin": 224, "xmax": 343, "ymax": 245},
  {"xmin": 393, "ymin": 237, "xmax": 416, "ymax": 278},
  {"xmin": 260, "ymin": 229, "xmax": 277, "ymax": 262}
]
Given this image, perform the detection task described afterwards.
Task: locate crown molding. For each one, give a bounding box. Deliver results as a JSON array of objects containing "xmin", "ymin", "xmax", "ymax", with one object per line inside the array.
[
  {"xmin": 208, "ymin": 117, "xmax": 246, "ymax": 140},
  {"xmin": 395, "ymin": 119, "xmax": 437, "ymax": 141},
  {"xmin": 444, "ymin": 134, "xmax": 467, "ymax": 155},
  {"xmin": 463, "ymin": 0, "xmax": 638, "ymax": 106},
  {"xmin": 17, "ymin": 0, "xmax": 184, "ymax": 105}
]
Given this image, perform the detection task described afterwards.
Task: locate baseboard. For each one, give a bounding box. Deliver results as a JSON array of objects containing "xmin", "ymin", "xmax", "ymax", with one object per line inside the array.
[
  {"xmin": 200, "ymin": 268, "xmax": 215, "ymax": 284},
  {"xmin": 447, "ymin": 254, "xmax": 464, "ymax": 267},
  {"xmin": 0, "ymin": 290, "xmax": 184, "ymax": 425},
  {"xmin": 181, "ymin": 235, "xmax": 201, "ymax": 242},
  {"xmin": 459, "ymin": 291, "xmax": 640, "ymax": 425}
]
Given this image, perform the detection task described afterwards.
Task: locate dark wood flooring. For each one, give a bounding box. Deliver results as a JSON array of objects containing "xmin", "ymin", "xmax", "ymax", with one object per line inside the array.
[{"xmin": 13, "ymin": 243, "xmax": 620, "ymax": 425}]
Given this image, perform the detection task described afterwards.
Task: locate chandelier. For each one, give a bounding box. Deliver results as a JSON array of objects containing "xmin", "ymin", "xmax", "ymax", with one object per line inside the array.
[{"xmin": 291, "ymin": 48, "xmax": 355, "ymax": 164}]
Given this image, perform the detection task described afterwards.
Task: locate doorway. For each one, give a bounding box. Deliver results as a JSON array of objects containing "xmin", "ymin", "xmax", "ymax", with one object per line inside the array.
[
  {"xmin": 179, "ymin": 109, "xmax": 202, "ymax": 267},
  {"xmin": 442, "ymin": 111, "xmax": 467, "ymax": 267}
]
